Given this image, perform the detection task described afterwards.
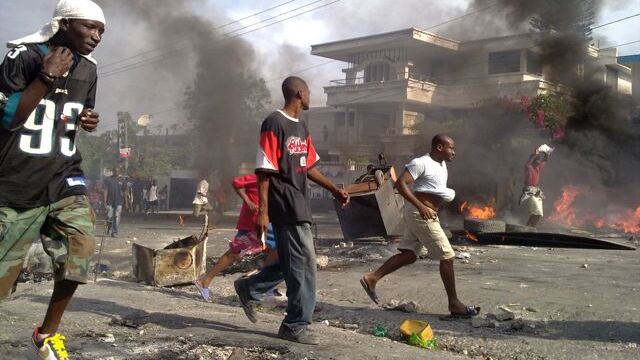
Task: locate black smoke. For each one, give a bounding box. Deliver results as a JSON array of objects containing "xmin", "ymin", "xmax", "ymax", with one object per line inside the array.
[{"xmin": 98, "ymin": 0, "xmax": 272, "ymax": 179}]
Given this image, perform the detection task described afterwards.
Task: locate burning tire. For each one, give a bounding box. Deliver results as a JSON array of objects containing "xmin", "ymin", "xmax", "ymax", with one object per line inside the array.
[
  {"xmin": 463, "ymin": 218, "xmax": 506, "ymax": 233},
  {"xmin": 505, "ymin": 223, "xmax": 537, "ymax": 233}
]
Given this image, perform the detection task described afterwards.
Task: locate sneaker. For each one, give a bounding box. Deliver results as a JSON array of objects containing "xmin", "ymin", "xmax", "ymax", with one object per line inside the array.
[
  {"xmin": 234, "ymin": 278, "xmax": 257, "ymax": 323},
  {"xmin": 32, "ymin": 328, "xmax": 69, "ymax": 360},
  {"xmin": 277, "ymin": 325, "xmax": 319, "ymax": 345}
]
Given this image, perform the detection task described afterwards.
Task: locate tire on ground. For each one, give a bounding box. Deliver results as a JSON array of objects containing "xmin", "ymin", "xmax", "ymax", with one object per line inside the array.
[
  {"xmin": 505, "ymin": 223, "xmax": 537, "ymax": 233},
  {"xmin": 463, "ymin": 218, "xmax": 506, "ymax": 233}
]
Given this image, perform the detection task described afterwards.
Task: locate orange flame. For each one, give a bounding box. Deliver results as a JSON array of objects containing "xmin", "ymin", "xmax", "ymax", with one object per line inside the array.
[
  {"xmin": 548, "ymin": 185, "xmax": 586, "ymax": 227},
  {"xmin": 463, "ymin": 230, "xmax": 478, "ymax": 242},
  {"xmin": 460, "ymin": 198, "xmax": 496, "ymax": 220},
  {"xmin": 549, "ymin": 185, "xmax": 639, "ymax": 234}
]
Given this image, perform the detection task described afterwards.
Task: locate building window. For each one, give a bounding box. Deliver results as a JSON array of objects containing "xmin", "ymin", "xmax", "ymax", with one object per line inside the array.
[
  {"xmin": 488, "ymin": 50, "xmax": 521, "ymax": 74},
  {"xmin": 526, "ymin": 50, "xmax": 542, "ymax": 75},
  {"xmin": 348, "ymin": 112, "xmax": 355, "ymax": 126},
  {"xmin": 364, "ymin": 62, "xmax": 391, "ymax": 83},
  {"xmin": 334, "ymin": 115, "xmax": 345, "ymax": 127}
]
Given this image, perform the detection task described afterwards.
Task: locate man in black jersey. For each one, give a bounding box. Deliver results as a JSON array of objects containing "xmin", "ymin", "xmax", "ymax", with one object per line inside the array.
[
  {"xmin": 241, "ymin": 76, "xmax": 349, "ymax": 345},
  {"xmin": 0, "ymin": 1, "xmax": 105, "ymax": 358}
]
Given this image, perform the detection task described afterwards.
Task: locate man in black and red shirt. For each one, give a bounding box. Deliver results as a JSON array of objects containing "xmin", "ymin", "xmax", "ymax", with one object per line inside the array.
[{"xmin": 236, "ymin": 76, "xmax": 349, "ymax": 345}]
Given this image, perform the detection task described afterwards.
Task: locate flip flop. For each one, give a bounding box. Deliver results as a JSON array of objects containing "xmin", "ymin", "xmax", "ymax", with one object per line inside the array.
[
  {"xmin": 194, "ymin": 280, "xmax": 210, "ymax": 302},
  {"xmin": 439, "ymin": 305, "xmax": 481, "ymax": 321},
  {"xmin": 360, "ymin": 277, "xmax": 379, "ymax": 305}
]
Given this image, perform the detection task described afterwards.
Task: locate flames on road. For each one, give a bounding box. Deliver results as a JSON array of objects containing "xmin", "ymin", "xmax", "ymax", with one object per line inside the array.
[
  {"xmin": 460, "ymin": 199, "xmax": 496, "ymax": 220},
  {"xmin": 549, "ymin": 185, "xmax": 640, "ymax": 234}
]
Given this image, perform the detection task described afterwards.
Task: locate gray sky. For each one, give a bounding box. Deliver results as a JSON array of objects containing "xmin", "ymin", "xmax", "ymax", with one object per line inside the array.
[{"xmin": 1, "ymin": 0, "xmax": 638, "ymax": 132}]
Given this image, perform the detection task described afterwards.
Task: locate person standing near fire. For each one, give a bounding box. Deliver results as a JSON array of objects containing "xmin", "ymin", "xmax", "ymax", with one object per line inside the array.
[
  {"xmin": 0, "ymin": 0, "xmax": 105, "ymax": 358},
  {"xmin": 359, "ymin": 135, "xmax": 480, "ymax": 319},
  {"xmin": 519, "ymin": 144, "xmax": 553, "ymax": 227}
]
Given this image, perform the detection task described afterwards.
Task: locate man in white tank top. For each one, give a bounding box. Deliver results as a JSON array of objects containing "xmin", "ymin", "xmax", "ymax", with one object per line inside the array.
[{"xmin": 360, "ymin": 134, "xmax": 480, "ymax": 319}]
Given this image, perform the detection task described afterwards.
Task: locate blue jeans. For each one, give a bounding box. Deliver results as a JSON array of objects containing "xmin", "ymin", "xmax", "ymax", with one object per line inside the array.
[
  {"xmin": 271, "ymin": 223, "xmax": 316, "ymax": 333},
  {"xmin": 247, "ymin": 262, "xmax": 284, "ymax": 301},
  {"xmin": 106, "ymin": 205, "xmax": 122, "ymax": 235}
]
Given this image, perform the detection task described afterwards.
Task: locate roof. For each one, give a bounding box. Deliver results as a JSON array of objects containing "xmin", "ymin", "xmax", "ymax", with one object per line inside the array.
[{"xmin": 310, "ymin": 28, "xmax": 459, "ymax": 62}]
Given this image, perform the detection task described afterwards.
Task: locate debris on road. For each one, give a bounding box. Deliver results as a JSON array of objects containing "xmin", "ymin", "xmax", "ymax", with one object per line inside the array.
[
  {"xmin": 371, "ymin": 324, "xmax": 388, "ymax": 337},
  {"xmin": 382, "ymin": 300, "xmax": 421, "ymax": 313}
]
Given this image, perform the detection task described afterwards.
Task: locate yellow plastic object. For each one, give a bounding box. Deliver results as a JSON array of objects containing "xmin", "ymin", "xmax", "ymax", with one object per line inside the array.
[{"xmin": 400, "ymin": 320, "xmax": 434, "ymax": 341}]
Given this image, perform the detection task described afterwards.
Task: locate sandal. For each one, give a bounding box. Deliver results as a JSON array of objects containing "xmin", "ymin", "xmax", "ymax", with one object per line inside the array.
[
  {"xmin": 439, "ymin": 305, "xmax": 481, "ymax": 321},
  {"xmin": 360, "ymin": 277, "xmax": 379, "ymax": 305},
  {"xmin": 194, "ymin": 280, "xmax": 210, "ymax": 302}
]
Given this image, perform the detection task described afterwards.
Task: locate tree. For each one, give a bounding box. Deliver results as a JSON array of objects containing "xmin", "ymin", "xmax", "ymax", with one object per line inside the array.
[
  {"xmin": 184, "ymin": 73, "xmax": 272, "ymax": 179},
  {"xmin": 529, "ymin": 0, "xmax": 596, "ymax": 40}
]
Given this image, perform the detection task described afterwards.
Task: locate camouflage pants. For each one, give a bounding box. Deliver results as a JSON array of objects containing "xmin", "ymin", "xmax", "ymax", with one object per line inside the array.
[{"xmin": 0, "ymin": 195, "xmax": 96, "ymax": 300}]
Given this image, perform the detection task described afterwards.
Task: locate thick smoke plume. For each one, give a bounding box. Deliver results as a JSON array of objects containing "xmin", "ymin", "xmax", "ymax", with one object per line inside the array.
[
  {"xmin": 100, "ymin": 0, "xmax": 272, "ymax": 179},
  {"xmin": 442, "ymin": 0, "xmax": 640, "ymax": 227}
]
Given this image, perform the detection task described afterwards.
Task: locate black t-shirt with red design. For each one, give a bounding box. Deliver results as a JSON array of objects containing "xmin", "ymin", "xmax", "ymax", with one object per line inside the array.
[{"xmin": 255, "ymin": 110, "xmax": 319, "ymax": 224}]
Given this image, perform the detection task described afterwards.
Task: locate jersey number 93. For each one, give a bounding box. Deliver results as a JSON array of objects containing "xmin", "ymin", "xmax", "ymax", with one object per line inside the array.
[{"xmin": 19, "ymin": 99, "xmax": 83, "ymax": 156}]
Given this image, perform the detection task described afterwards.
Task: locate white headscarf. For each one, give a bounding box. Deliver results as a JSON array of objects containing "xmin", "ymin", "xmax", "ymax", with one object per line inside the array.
[
  {"xmin": 7, "ymin": 0, "xmax": 105, "ymax": 64},
  {"xmin": 537, "ymin": 144, "xmax": 554, "ymax": 155}
]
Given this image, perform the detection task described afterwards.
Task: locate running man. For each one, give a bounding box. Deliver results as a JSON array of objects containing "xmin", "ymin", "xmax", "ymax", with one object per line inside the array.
[
  {"xmin": 0, "ymin": 1, "xmax": 105, "ymax": 359},
  {"xmin": 360, "ymin": 135, "xmax": 480, "ymax": 319},
  {"xmin": 194, "ymin": 173, "xmax": 278, "ymax": 301}
]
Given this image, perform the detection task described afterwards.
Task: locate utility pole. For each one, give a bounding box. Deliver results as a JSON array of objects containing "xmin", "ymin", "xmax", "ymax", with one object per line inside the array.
[{"xmin": 117, "ymin": 112, "xmax": 129, "ymax": 171}]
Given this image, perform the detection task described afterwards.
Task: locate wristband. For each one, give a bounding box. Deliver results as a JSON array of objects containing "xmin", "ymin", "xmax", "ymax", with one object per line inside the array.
[{"xmin": 38, "ymin": 71, "xmax": 57, "ymax": 86}]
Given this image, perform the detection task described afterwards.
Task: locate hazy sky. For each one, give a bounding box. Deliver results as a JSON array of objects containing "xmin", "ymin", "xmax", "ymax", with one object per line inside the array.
[{"xmin": 0, "ymin": 0, "xmax": 638, "ymax": 132}]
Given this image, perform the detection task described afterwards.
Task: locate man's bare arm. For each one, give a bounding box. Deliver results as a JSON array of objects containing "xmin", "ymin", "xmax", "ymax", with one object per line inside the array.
[
  {"xmin": 395, "ymin": 170, "xmax": 436, "ymax": 219},
  {"xmin": 256, "ymin": 172, "xmax": 270, "ymax": 236},
  {"xmin": 233, "ymin": 183, "xmax": 258, "ymax": 213},
  {"xmin": 307, "ymin": 167, "xmax": 349, "ymax": 206}
]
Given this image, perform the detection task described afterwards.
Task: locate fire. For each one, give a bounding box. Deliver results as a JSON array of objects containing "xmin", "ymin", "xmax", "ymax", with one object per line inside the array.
[
  {"xmin": 593, "ymin": 207, "xmax": 640, "ymax": 234},
  {"xmin": 460, "ymin": 199, "xmax": 496, "ymax": 220},
  {"xmin": 548, "ymin": 185, "xmax": 586, "ymax": 227},
  {"xmin": 463, "ymin": 230, "xmax": 478, "ymax": 242},
  {"xmin": 549, "ymin": 185, "xmax": 640, "ymax": 234}
]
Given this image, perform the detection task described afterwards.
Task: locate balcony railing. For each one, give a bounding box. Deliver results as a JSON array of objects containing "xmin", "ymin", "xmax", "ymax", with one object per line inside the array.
[{"xmin": 328, "ymin": 71, "xmax": 435, "ymax": 87}]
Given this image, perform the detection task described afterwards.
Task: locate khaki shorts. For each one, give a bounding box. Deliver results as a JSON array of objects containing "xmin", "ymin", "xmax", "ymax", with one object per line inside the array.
[
  {"xmin": 398, "ymin": 206, "xmax": 455, "ymax": 260},
  {"xmin": 192, "ymin": 202, "xmax": 213, "ymax": 217},
  {"xmin": 523, "ymin": 196, "xmax": 543, "ymax": 216},
  {"xmin": 0, "ymin": 195, "xmax": 96, "ymax": 299}
]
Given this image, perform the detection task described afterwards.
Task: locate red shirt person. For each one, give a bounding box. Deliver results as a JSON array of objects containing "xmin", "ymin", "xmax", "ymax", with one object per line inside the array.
[
  {"xmin": 519, "ymin": 145, "xmax": 552, "ymax": 227},
  {"xmin": 233, "ymin": 174, "xmax": 259, "ymax": 231}
]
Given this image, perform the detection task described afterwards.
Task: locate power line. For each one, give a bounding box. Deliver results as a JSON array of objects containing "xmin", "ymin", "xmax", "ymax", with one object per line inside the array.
[
  {"xmin": 600, "ymin": 39, "xmax": 640, "ymax": 50},
  {"xmin": 98, "ymin": 0, "xmax": 341, "ymax": 77},
  {"xmin": 420, "ymin": 2, "xmax": 498, "ymax": 31},
  {"xmin": 592, "ymin": 12, "xmax": 640, "ymax": 30},
  {"xmin": 99, "ymin": 0, "xmax": 305, "ymax": 70},
  {"xmin": 229, "ymin": 0, "xmax": 340, "ymax": 38},
  {"xmin": 223, "ymin": 0, "xmax": 328, "ymax": 36},
  {"xmin": 124, "ymin": 3, "xmax": 503, "ymax": 115}
]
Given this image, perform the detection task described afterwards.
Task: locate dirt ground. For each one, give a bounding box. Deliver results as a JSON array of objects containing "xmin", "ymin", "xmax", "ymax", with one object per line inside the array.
[{"xmin": 1, "ymin": 212, "xmax": 638, "ymax": 360}]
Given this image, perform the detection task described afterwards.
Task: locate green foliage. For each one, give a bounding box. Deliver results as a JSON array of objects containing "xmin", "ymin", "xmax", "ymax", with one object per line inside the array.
[
  {"xmin": 77, "ymin": 111, "xmax": 192, "ymax": 179},
  {"xmin": 407, "ymin": 333, "xmax": 438, "ymax": 350},
  {"xmin": 520, "ymin": 93, "xmax": 570, "ymax": 140},
  {"xmin": 526, "ymin": 93, "xmax": 571, "ymax": 132},
  {"xmin": 77, "ymin": 130, "xmax": 116, "ymax": 179}
]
